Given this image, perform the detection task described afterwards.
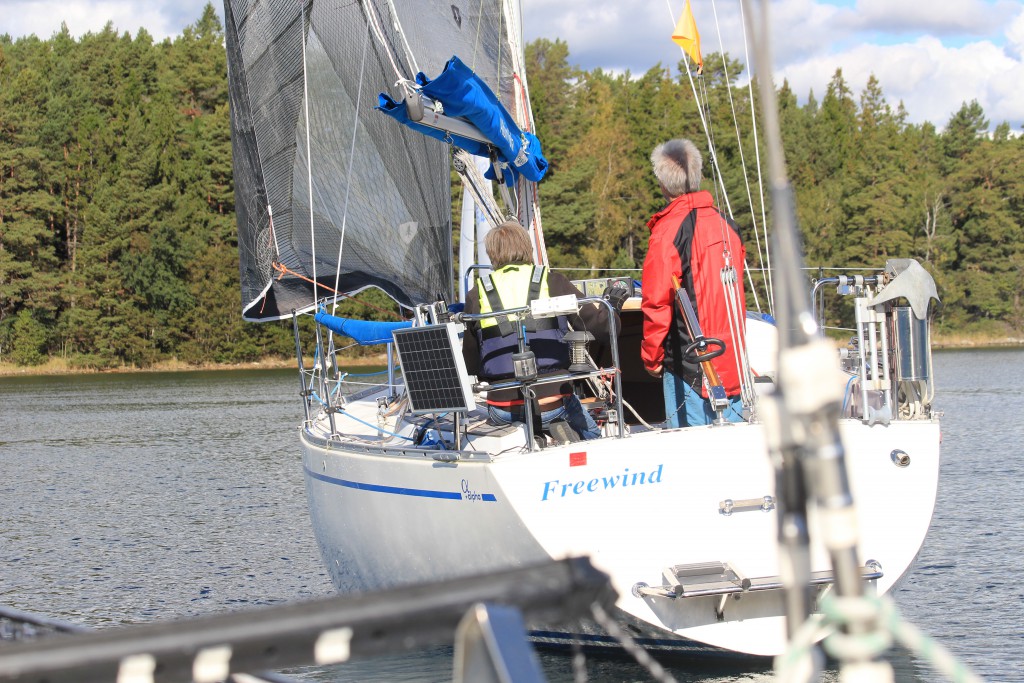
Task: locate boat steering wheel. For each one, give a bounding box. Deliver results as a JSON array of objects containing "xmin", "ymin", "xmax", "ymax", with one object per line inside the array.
[{"xmin": 683, "ymin": 337, "xmax": 726, "ymax": 363}]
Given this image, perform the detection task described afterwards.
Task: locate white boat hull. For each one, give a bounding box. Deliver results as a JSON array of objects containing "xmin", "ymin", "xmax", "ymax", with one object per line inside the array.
[{"xmin": 301, "ymin": 407, "xmax": 939, "ymax": 658}]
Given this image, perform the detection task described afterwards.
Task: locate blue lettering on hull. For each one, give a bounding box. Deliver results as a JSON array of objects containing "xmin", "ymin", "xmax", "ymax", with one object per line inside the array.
[{"xmin": 541, "ymin": 464, "xmax": 664, "ymax": 501}]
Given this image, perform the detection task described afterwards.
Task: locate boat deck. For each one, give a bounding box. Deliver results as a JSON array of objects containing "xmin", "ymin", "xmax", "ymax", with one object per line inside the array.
[{"xmin": 307, "ymin": 384, "xmax": 650, "ymax": 458}]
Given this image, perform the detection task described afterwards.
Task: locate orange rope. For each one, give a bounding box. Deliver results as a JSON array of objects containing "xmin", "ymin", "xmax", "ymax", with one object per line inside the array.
[
  {"xmin": 269, "ymin": 261, "xmax": 404, "ymax": 320},
  {"xmin": 272, "ymin": 261, "xmax": 338, "ymax": 294}
]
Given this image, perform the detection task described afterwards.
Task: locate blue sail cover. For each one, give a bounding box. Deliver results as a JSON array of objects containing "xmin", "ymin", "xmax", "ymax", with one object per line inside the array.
[
  {"xmin": 315, "ymin": 310, "xmax": 412, "ymax": 345},
  {"xmin": 378, "ymin": 56, "xmax": 548, "ymax": 186}
]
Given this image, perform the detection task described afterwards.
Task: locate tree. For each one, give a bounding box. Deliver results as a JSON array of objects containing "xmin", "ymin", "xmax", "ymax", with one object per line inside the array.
[
  {"xmin": 796, "ymin": 70, "xmax": 857, "ymax": 271},
  {"xmin": 940, "ymin": 100, "xmax": 987, "ymax": 173},
  {"xmin": 0, "ymin": 35, "xmax": 62, "ymax": 328},
  {"xmin": 943, "ymin": 132, "xmax": 1024, "ymax": 333},
  {"xmin": 572, "ymin": 73, "xmax": 646, "ymax": 271},
  {"xmin": 524, "ymin": 38, "xmax": 579, "ymax": 175},
  {"xmin": 842, "ymin": 75, "xmax": 914, "ymax": 265},
  {"xmin": 10, "ymin": 309, "xmax": 47, "ymax": 365},
  {"xmin": 1, "ymin": 20, "xmax": 1020, "ymax": 371}
]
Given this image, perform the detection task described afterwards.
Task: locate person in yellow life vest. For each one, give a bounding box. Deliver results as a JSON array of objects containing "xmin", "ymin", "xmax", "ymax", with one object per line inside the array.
[{"xmin": 462, "ymin": 221, "xmax": 624, "ymax": 441}]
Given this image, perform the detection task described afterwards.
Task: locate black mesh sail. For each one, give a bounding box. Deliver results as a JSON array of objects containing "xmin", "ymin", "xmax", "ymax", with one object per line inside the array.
[{"xmin": 224, "ymin": 0, "xmax": 523, "ymax": 320}]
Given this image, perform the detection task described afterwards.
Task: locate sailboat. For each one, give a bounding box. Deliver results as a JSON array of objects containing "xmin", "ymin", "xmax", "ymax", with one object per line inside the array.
[{"xmin": 222, "ymin": 0, "xmax": 941, "ymax": 659}]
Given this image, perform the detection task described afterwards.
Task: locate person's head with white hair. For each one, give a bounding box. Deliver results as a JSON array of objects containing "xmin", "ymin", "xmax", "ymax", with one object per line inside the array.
[{"xmin": 650, "ymin": 138, "xmax": 703, "ymax": 199}]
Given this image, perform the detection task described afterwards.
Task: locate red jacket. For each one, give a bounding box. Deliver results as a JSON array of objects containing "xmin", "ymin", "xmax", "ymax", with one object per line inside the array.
[{"xmin": 640, "ymin": 191, "xmax": 746, "ymax": 396}]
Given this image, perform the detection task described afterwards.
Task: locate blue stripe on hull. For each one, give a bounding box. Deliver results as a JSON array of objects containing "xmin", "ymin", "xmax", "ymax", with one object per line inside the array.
[{"xmin": 305, "ymin": 468, "xmax": 497, "ymax": 502}]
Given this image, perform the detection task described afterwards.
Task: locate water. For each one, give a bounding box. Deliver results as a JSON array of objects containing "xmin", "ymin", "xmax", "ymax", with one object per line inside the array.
[
  {"xmin": 1, "ymin": 351, "xmax": 1022, "ymax": 681},
  {"xmin": 890, "ymin": 349, "xmax": 1024, "ymax": 682}
]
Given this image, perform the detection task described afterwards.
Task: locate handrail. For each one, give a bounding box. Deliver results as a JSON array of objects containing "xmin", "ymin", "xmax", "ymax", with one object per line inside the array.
[
  {"xmin": 810, "ymin": 274, "xmax": 881, "ymax": 326},
  {"xmin": 462, "ymin": 263, "xmax": 492, "ymax": 303}
]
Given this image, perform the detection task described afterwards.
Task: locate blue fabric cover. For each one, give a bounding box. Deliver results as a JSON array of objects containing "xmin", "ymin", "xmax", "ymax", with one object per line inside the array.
[
  {"xmin": 746, "ymin": 310, "xmax": 777, "ymax": 324},
  {"xmin": 377, "ymin": 56, "xmax": 548, "ymax": 186},
  {"xmin": 315, "ymin": 310, "xmax": 412, "ymax": 345}
]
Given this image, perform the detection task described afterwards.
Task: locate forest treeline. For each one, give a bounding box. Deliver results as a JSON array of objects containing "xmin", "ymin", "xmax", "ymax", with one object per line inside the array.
[{"xmin": 1, "ymin": 6, "xmax": 1022, "ymax": 369}]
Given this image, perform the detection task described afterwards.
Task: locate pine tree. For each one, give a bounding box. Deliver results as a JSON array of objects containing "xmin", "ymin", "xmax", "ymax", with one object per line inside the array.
[
  {"xmin": 843, "ymin": 75, "xmax": 913, "ymax": 264},
  {"xmin": 944, "ymin": 122, "xmax": 1023, "ymax": 333},
  {"xmin": 0, "ymin": 33, "xmax": 62, "ymax": 354}
]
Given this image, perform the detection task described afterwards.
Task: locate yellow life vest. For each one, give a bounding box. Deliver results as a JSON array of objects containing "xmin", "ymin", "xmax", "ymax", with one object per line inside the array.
[
  {"xmin": 478, "ymin": 264, "xmax": 551, "ymax": 329},
  {"xmin": 474, "ymin": 264, "xmax": 567, "ymax": 379}
]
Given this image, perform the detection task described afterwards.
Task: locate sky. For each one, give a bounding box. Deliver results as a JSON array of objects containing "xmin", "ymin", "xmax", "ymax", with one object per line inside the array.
[{"xmin": 3, "ymin": 0, "xmax": 1023, "ymax": 132}]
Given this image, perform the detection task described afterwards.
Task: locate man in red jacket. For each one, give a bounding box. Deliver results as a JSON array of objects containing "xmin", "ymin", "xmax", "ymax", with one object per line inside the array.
[{"xmin": 640, "ymin": 138, "xmax": 747, "ymax": 428}]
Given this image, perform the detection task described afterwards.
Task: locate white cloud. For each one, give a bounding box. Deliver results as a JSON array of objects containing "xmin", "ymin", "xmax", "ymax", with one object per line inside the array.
[
  {"xmin": 523, "ymin": 0, "xmax": 1024, "ymax": 129},
  {"xmin": 779, "ymin": 36, "xmax": 1024, "ymax": 129},
  {"xmin": 1007, "ymin": 7, "xmax": 1024, "ymax": 59},
  {"xmin": 3, "ymin": 1, "xmax": 179, "ymax": 40},
  {"xmin": 4, "ymin": 0, "xmax": 1022, "ymax": 130},
  {"xmin": 758, "ymin": 0, "xmax": 846, "ymax": 63},
  {"xmin": 845, "ymin": 0, "xmax": 1010, "ymax": 35},
  {"xmin": 525, "ymin": 1, "xmax": 680, "ymax": 74}
]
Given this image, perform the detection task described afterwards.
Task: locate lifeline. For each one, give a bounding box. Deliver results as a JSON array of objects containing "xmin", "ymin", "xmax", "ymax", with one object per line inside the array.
[{"xmin": 541, "ymin": 464, "xmax": 664, "ymax": 501}]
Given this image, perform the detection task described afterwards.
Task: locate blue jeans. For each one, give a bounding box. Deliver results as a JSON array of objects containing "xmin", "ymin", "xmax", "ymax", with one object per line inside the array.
[
  {"xmin": 663, "ymin": 370, "xmax": 744, "ymax": 428},
  {"xmin": 487, "ymin": 394, "xmax": 601, "ymax": 440}
]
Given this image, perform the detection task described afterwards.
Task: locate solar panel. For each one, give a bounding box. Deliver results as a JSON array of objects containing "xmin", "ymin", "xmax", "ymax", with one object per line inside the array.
[{"xmin": 392, "ymin": 323, "xmax": 476, "ymax": 415}]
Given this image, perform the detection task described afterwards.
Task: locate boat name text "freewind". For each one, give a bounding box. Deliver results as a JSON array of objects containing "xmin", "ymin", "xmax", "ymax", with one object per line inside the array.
[{"xmin": 541, "ymin": 464, "xmax": 664, "ymax": 501}]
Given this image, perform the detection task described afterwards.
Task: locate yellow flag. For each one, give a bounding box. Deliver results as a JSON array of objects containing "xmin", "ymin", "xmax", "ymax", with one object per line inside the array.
[{"xmin": 672, "ymin": 0, "xmax": 703, "ymax": 71}]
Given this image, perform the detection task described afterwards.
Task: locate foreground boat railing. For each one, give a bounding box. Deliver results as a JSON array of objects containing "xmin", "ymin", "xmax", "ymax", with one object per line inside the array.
[
  {"xmin": 0, "ymin": 606, "xmax": 88, "ymax": 644},
  {"xmin": 0, "ymin": 558, "xmax": 615, "ymax": 683}
]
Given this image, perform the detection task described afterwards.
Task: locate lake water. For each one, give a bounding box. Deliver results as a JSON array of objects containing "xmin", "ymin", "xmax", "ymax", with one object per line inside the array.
[{"xmin": 1, "ymin": 349, "xmax": 1022, "ymax": 682}]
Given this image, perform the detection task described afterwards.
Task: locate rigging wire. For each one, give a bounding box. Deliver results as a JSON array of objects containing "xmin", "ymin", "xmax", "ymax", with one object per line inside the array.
[
  {"xmin": 704, "ymin": 0, "xmax": 765, "ymax": 401},
  {"xmin": 699, "ymin": 1, "xmax": 766, "ymax": 323},
  {"xmin": 664, "ymin": 0, "xmax": 774, "ymax": 408},
  {"xmin": 361, "ymin": 0, "xmax": 415, "ymax": 82},
  {"xmin": 298, "ymin": 0, "xmax": 319, "ymax": 309},
  {"xmin": 590, "ymin": 604, "xmax": 679, "ymax": 683},
  {"xmin": 454, "ymin": 150, "xmax": 505, "ymax": 226},
  {"xmin": 722, "ymin": 263, "xmax": 758, "ymax": 407},
  {"xmin": 504, "ymin": 0, "xmax": 548, "ymax": 265},
  {"xmin": 665, "ymin": 0, "xmax": 776, "ymax": 324},
  {"xmin": 665, "ymin": 0, "xmax": 753, "ymax": 406},
  {"xmin": 709, "ymin": 0, "xmax": 772, "ymax": 317},
  {"xmin": 694, "ymin": 72, "xmax": 732, "ymax": 220},
  {"xmin": 330, "ymin": 17, "xmax": 372, "ymax": 318},
  {"xmin": 737, "ymin": 0, "xmax": 775, "ymax": 316},
  {"xmin": 471, "ymin": 0, "xmax": 486, "ymax": 71},
  {"xmin": 383, "ymin": 0, "xmax": 420, "ymax": 75}
]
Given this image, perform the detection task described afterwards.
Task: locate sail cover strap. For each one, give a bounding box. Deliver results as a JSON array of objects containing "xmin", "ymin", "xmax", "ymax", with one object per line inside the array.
[{"xmin": 377, "ymin": 56, "xmax": 548, "ymax": 187}]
